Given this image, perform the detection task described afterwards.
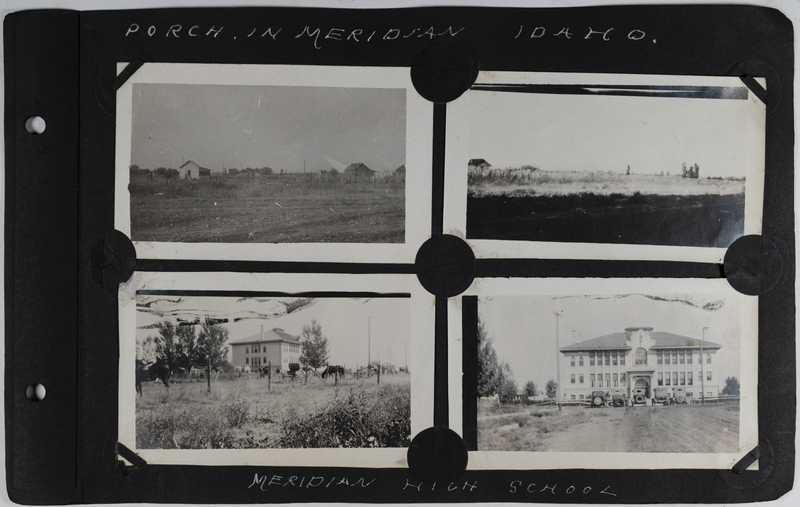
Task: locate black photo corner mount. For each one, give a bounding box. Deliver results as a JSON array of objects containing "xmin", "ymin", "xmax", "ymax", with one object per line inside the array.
[
  {"xmin": 407, "ymin": 427, "xmax": 469, "ymax": 484},
  {"xmin": 4, "ymin": 3, "xmax": 795, "ymax": 506},
  {"xmin": 89, "ymin": 229, "xmax": 137, "ymax": 292},
  {"xmin": 723, "ymin": 235, "xmax": 783, "ymax": 296}
]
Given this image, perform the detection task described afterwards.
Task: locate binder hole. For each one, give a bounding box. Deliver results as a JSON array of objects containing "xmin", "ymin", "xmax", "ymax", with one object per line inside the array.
[
  {"xmin": 25, "ymin": 383, "xmax": 46, "ymax": 401},
  {"xmin": 24, "ymin": 116, "xmax": 46, "ymax": 135}
]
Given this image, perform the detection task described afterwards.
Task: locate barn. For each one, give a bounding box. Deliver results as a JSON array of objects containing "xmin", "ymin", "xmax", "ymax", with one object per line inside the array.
[
  {"xmin": 559, "ymin": 326, "xmax": 722, "ymax": 403},
  {"xmin": 343, "ymin": 162, "xmax": 376, "ymax": 180},
  {"xmin": 394, "ymin": 164, "xmax": 406, "ymax": 180},
  {"xmin": 229, "ymin": 326, "xmax": 301, "ymax": 370},
  {"xmin": 178, "ymin": 160, "xmax": 212, "ymax": 180},
  {"xmin": 468, "ymin": 159, "xmax": 491, "ymax": 171}
]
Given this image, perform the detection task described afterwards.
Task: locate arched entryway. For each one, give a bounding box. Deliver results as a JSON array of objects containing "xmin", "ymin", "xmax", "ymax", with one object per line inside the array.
[{"xmin": 633, "ymin": 378, "xmax": 651, "ymax": 400}]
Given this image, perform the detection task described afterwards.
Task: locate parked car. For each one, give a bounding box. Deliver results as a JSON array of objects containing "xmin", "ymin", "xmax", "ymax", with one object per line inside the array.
[
  {"xmin": 632, "ymin": 387, "xmax": 649, "ymax": 405},
  {"xmin": 652, "ymin": 388, "xmax": 672, "ymax": 405},
  {"xmin": 672, "ymin": 387, "xmax": 688, "ymax": 404},
  {"xmin": 610, "ymin": 389, "xmax": 626, "ymax": 407},
  {"xmin": 590, "ymin": 390, "xmax": 607, "ymax": 407}
]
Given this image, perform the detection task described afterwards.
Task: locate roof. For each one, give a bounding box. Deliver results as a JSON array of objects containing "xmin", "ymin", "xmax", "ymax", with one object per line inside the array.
[
  {"xmin": 469, "ymin": 158, "xmax": 491, "ymax": 166},
  {"xmin": 179, "ymin": 159, "xmax": 213, "ymax": 172},
  {"xmin": 344, "ymin": 162, "xmax": 375, "ymax": 173},
  {"xmin": 560, "ymin": 331, "xmax": 721, "ymax": 353},
  {"xmin": 229, "ymin": 327, "xmax": 301, "ymax": 345},
  {"xmin": 395, "ymin": 165, "xmax": 406, "ymax": 173}
]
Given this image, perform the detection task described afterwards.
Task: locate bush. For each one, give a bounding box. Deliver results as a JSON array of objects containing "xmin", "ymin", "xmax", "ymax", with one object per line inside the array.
[{"xmin": 279, "ymin": 384, "xmax": 411, "ymax": 448}]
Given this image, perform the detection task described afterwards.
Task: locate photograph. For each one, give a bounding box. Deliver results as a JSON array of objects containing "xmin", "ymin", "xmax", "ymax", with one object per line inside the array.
[
  {"xmin": 115, "ymin": 64, "xmax": 432, "ymax": 263},
  {"xmin": 118, "ymin": 272, "xmax": 433, "ymax": 467},
  {"xmin": 460, "ymin": 278, "xmax": 757, "ymax": 470},
  {"xmin": 445, "ymin": 72, "xmax": 765, "ymax": 262}
]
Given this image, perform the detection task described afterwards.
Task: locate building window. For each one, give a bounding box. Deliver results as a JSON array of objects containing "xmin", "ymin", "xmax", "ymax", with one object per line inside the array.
[
  {"xmin": 707, "ymin": 354, "xmax": 711, "ymax": 364},
  {"xmin": 590, "ymin": 352, "xmax": 595, "ymax": 366},
  {"xmin": 605, "ymin": 373, "xmax": 610, "ymax": 387},
  {"xmin": 620, "ymin": 373, "xmax": 626, "ymax": 385},
  {"xmin": 635, "ymin": 347, "xmax": 647, "ymax": 365},
  {"xmin": 613, "ymin": 373, "xmax": 618, "ymax": 387},
  {"xmin": 680, "ymin": 372, "xmax": 685, "ymax": 385},
  {"xmin": 687, "ymin": 352, "xmax": 692, "ymax": 364},
  {"xmin": 579, "ymin": 356, "xmax": 584, "ymax": 366},
  {"xmin": 570, "ymin": 374, "xmax": 575, "ymax": 384},
  {"xmin": 571, "ymin": 395, "xmax": 576, "ymax": 400},
  {"xmin": 658, "ymin": 372, "xmax": 663, "ymax": 386},
  {"xmin": 707, "ymin": 371, "xmax": 712, "ymax": 381},
  {"xmin": 263, "ymin": 357, "xmax": 266, "ymax": 363},
  {"xmin": 672, "ymin": 351, "xmax": 678, "ymax": 364},
  {"xmin": 590, "ymin": 374, "xmax": 595, "ymax": 387},
  {"xmin": 579, "ymin": 395, "xmax": 585, "ymax": 400},
  {"xmin": 665, "ymin": 350, "xmax": 670, "ymax": 365},
  {"xmin": 246, "ymin": 358, "xmax": 249, "ymax": 364},
  {"xmin": 570, "ymin": 356, "xmax": 575, "ymax": 367},
  {"xmin": 679, "ymin": 351, "xmax": 685, "ymax": 364},
  {"xmin": 657, "ymin": 351, "xmax": 663, "ymax": 364},
  {"xmin": 579, "ymin": 374, "xmax": 584, "ymax": 384},
  {"xmin": 673, "ymin": 372, "xmax": 678, "ymax": 385},
  {"xmin": 605, "ymin": 352, "xmax": 610, "ymax": 366},
  {"xmin": 688, "ymin": 372, "xmax": 693, "ymax": 385},
  {"xmin": 620, "ymin": 353, "xmax": 625, "ymax": 365},
  {"xmin": 245, "ymin": 347, "xmax": 249, "ymax": 354},
  {"xmin": 612, "ymin": 352, "xmax": 618, "ymax": 366},
  {"xmin": 665, "ymin": 374, "xmax": 671, "ymax": 386}
]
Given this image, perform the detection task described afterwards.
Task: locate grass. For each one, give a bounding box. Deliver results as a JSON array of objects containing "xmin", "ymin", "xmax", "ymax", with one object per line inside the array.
[
  {"xmin": 136, "ymin": 372, "xmax": 411, "ymax": 449},
  {"xmin": 468, "ymin": 167, "xmax": 745, "ymax": 198},
  {"xmin": 129, "ymin": 175, "xmax": 405, "ymax": 243}
]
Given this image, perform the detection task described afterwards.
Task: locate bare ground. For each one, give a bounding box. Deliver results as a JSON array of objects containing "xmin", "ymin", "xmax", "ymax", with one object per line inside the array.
[{"xmin": 478, "ymin": 404, "xmax": 739, "ymax": 453}]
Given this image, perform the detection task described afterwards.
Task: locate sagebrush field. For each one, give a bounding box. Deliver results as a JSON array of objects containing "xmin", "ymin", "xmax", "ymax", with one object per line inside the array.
[
  {"xmin": 467, "ymin": 167, "xmax": 746, "ymax": 246},
  {"xmin": 135, "ymin": 372, "xmax": 411, "ymax": 449},
  {"xmin": 129, "ymin": 174, "xmax": 405, "ymax": 243}
]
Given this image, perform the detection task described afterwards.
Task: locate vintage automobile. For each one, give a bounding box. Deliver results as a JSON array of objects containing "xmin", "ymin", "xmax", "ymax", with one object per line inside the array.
[
  {"xmin": 652, "ymin": 387, "xmax": 672, "ymax": 405},
  {"xmin": 590, "ymin": 390, "xmax": 608, "ymax": 407},
  {"xmin": 610, "ymin": 389, "xmax": 626, "ymax": 407},
  {"xmin": 631, "ymin": 387, "xmax": 649, "ymax": 405},
  {"xmin": 672, "ymin": 387, "xmax": 688, "ymax": 404}
]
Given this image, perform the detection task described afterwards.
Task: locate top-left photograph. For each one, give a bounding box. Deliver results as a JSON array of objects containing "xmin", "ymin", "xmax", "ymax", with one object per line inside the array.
[{"xmin": 115, "ymin": 64, "xmax": 433, "ymax": 262}]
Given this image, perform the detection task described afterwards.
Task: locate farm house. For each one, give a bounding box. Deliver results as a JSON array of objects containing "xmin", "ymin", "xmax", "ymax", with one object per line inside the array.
[
  {"xmin": 468, "ymin": 158, "xmax": 491, "ymax": 171},
  {"xmin": 558, "ymin": 326, "xmax": 721, "ymax": 403},
  {"xmin": 343, "ymin": 162, "xmax": 376, "ymax": 180},
  {"xmin": 177, "ymin": 160, "xmax": 212, "ymax": 180},
  {"xmin": 229, "ymin": 326, "xmax": 301, "ymax": 370}
]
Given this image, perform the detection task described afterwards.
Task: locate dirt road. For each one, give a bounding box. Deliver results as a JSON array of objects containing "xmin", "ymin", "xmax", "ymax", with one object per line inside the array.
[{"xmin": 479, "ymin": 404, "xmax": 740, "ymax": 453}]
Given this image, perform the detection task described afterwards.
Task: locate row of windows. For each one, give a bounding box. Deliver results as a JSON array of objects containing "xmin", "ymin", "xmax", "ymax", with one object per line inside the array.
[
  {"xmin": 656, "ymin": 371, "xmax": 712, "ymax": 386},
  {"xmin": 246, "ymin": 356, "xmax": 298, "ymax": 365},
  {"xmin": 567, "ymin": 391, "xmax": 714, "ymax": 400},
  {"xmin": 570, "ymin": 373, "xmax": 628, "ymax": 387},
  {"xmin": 244, "ymin": 343, "xmax": 300, "ymax": 355},
  {"xmin": 570, "ymin": 351, "xmax": 626, "ymax": 367},
  {"xmin": 657, "ymin": 350, "xmax": 711, "ymax": 365}
]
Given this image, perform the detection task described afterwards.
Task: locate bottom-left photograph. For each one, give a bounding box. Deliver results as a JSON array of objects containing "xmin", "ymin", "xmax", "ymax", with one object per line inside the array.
[{"xmin": 118, "ymin": 273, "xmax": 432, "ymax": 467}]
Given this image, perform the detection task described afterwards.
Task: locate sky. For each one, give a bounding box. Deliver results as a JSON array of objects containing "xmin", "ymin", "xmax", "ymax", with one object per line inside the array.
[
  {"xmin": 478, "ymin": 293, "xmax": 742, "ymax": 393},
  {"xmin": 135, "ymin": 295, "xmax": 410, "ymax": 369},
  {"xmin": 468, "ymin": 88, "xmax": 761, "ymax": 177},
  {"xmin": 131, "ymin": 83, "xmax": 406, "ymax": 174}
]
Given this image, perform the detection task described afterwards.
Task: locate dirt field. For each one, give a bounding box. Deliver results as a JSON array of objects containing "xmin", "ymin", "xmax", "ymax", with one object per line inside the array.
[
  {"xmin": 129, "ymin": 177, "xmax": 405, "ymax": 243},
  {"xmin": 467, "ymin": 193, "xmax": 744, "ymax": 247},
  {"xmin": 135, "ymin": 372, "xmax": 410, "ymax": 449},
  {"xmin": 478, "ymin": 403, "xmax": 740, "ymax": 453}
]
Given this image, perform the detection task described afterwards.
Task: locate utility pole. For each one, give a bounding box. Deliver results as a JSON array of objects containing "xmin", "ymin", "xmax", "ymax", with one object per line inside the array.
[
  {"xmin": 367, "ymin": 317, "xmax": 371, "ymax": 367},
  {"xmin": 701, "ymin": 327, "xmax": 707, "ymax": 405},
  {"xmin": 554, "ymin": 310, "xmax": 563, "ymax": 412}
]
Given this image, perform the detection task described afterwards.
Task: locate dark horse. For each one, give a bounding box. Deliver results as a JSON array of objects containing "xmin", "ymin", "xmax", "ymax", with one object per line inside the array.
[
  {"xmin": 321, "ymin": 365, "xmax": 345, "ymax": 380},
  {"xmin": 135, "ymin": 359, "xmax": 171, "ymax": 396}
]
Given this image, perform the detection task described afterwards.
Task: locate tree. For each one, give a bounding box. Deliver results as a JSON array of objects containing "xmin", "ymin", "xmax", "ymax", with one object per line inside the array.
[
  {"xmin": 261, "ymin": 166, "xmax": 273, "ymax": 175},
  {"xmin": 545, "ymin": 379, "xmax": 558, "ymax": 399},
  {"xmin": 299, "ymin": 319, "xmax": 329, "ymax": 369},
  {"xmin": 722, "ymin": 377, "xmax": 740, "ymax": 395},
  {"xmin": 175, "ymin": 324, "xmax": 196, "ymax": 371},
  {"xmin": 155, "ymin": 320, "xmax": 179, "ymax": 368},
  {"xmin": 164, "ymin": 168, "xmax": 179, "ymax": 181},
  {"xmin": 499, "ymin": 363, "xmax": 517, "ymax": 398},
  {"xmin": 194, "ymin": 317, "xmax": 230, "ymax": 368},
  {"xmin": 524, "ymin": 380, "xmax": 538, "ymax": 398},
  {"xmin": 477, "ymin": 319, "xmax": 506, "ymax": 397}
]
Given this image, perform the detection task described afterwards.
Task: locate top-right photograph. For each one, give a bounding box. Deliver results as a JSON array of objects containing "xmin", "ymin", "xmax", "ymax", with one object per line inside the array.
[{"xmin": 445, "ymin": 72, "xmax": 766, "ymax": 262}]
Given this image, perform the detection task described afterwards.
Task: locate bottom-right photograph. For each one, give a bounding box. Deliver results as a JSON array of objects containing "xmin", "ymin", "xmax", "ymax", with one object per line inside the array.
[{"xmin": 463, "ymin": 278, "xmax": 757, "ymax": 469}]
